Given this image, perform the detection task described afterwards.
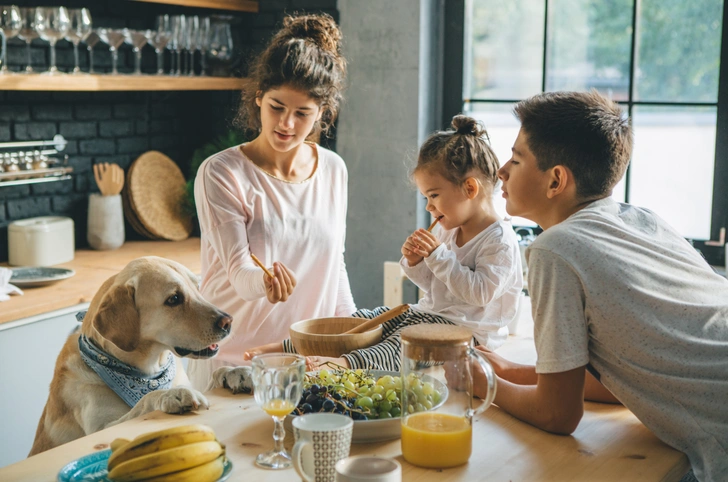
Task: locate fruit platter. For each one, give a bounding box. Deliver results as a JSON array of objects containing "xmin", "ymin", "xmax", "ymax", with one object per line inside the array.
[
  {"xmin": 285, "ymin": 367, "xmax": 449, "ymax": 443},
  {"xmin": 57, "ymin": 425, "xmax": 231, "ymax": 482}
]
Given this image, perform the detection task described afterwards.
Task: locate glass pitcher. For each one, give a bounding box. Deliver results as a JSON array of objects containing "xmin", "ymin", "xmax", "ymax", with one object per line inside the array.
[{"xmin": 400, "ymin": 324, "xmax": 496, "ymax": 469}]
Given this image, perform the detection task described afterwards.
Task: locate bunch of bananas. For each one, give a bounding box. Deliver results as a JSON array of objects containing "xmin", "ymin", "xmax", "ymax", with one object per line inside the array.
[{"xmin": 106, "ymin": 424, "xmax": 226, "ymax": 482}]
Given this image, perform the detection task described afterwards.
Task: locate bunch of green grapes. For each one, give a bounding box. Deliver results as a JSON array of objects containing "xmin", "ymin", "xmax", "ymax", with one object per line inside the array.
[{"xmin": 294, "ymin": 366, "xmax": 440, "ymax": 420}]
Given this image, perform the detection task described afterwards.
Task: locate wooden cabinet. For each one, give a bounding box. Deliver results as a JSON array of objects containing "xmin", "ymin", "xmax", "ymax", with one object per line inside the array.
[
  {"xmin": 129, "ymin": 0, "xmax": 258, "ymax": 12},
  {"xmin": 0, "ymin": 75, "xmax": 246, "ymax": 92}
]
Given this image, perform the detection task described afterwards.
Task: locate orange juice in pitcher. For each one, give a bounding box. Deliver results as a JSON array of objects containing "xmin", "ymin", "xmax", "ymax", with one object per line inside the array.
[
  {"xmin": 401, "ymin": 412, "xmax": 472, "ymax": 468},
  {"xmin": 400, "ymin": 325, "xmax": 496, "ymax": 469}
]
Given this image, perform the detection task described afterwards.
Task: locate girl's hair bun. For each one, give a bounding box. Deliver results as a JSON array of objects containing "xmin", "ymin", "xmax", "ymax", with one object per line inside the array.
[
  {"xmin": 282, "ymin": 13, "xmax": 342, "ymax": 57},
  {"xmin": 452, "ymin": 115, "xmax": 486, "ymax": 138}
]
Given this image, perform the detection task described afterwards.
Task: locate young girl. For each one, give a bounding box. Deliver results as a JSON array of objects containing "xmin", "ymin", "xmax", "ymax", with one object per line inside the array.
[
  {"xmin": 248, "ymin": 115, "xmax": 523, "ymax": 372},
  {"xmin": 186, "ymin": 13, "xmax": 356, "ymax": 391}
]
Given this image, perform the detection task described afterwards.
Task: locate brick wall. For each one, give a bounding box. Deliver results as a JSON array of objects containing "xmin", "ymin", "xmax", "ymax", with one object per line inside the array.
[{"xmin": 0, "ymin": 0, "xmax": 338, "ymax": 262}]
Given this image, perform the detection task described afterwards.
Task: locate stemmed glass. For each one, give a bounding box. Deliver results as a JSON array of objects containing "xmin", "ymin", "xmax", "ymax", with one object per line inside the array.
[
  {"xmin": 96, "ymin": 28, "xmax": 125, "ymax": 75},
  {"xmin": 209, "ymin": 21, "xmax": 233, "ymax": 62},
  {"xmin": 148, "ymin": 14, "xmax": 171, "ymax": 75},
  {"xmin": 198, "ymin": 16, "xmax": 210, "ymax": 76},
  {"xmin": 123, "ymin": 28, "xmax": 151, "ymax": 75},
  {"xmin": 185, "ymin": 15, "xmax": 199, "ymax": 76},
  {"xmin": 34, "ymin": 7, "xmax": 70, "ymax": 75},
  {"xmin": 169, "ymin": 14, "xmax": 186, "ymax": 76},
  {"xmin": 0, "ymin": 5, "xmax": 21, "ymax": 74},
  {"xmin": 251, "ymin": 353, "xmax": 305, "ymax": 470},
  {"xmin": 65, "ymin": 8, "xmax": 92, "ymax": 74},
  {"xmin": 17, "ymin": 7, "xmax": 38, "ymax": 73},
  {"xmin": 85, "ymin": 31, "xmax": 100, "ymax": 74}
]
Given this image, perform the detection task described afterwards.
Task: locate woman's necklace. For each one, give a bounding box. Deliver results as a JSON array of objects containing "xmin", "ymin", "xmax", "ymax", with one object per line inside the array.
[{"xmin": 239, "ymin": 142, "xmax": 318, "ymax": 184}]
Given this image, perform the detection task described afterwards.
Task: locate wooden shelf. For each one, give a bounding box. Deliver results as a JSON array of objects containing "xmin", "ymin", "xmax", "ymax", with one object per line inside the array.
[
  {"xmin": 0, "ymin": 74, "xmax": 246, "ymax": 92},
  {"xmin": 128, "ymin": 0, "xmax": 258, "ymax": 12}
]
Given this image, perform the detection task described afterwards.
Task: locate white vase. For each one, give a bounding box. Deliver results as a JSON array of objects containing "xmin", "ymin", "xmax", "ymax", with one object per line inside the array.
[{"xmin": 87, "ymin": 193, "xmax": 125, "ymax": 250}]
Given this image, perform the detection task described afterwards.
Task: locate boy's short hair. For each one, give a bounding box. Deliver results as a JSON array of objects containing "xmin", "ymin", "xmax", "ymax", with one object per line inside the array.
[{"xmin": 514, "ymin": 91, "xmax": 633, "ymax": 200}]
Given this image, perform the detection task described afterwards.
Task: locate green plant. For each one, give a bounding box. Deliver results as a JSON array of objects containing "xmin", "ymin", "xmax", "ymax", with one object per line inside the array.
[{"xmin": 183, "ymin": 130, "xmax": 248, "ymax": 219}]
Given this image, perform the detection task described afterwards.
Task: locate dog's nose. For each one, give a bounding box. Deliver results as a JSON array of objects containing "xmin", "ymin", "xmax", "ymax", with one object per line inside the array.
[{"xmin": 216, "ymin": 312, "xmax": 232, "ymax": 333}]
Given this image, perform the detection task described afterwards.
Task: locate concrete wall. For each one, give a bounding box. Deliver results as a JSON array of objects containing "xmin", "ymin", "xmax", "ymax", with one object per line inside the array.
[{"xmin": 337, "ymin": 0, "xmax": 443, "ymax": 308}]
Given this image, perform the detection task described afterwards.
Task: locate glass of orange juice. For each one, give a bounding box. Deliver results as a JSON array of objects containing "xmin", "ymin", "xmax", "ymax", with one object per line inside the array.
[
  {"xmin": 251, "ymin": 353, "xmax": 305, "ymax": 469},
  {"xmin": 400, "ymin": 325, "xmax": 496, "ymax": 469}
]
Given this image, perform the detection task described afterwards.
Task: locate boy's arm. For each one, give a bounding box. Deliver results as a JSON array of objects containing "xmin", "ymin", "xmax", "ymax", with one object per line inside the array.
[
  {"xmin": 481, "ymin": 348, "xmax": 620, "ymax": 404},
  {"xmin": 492, "ymin": 366, "xmax": 586, "ymax": 435}
]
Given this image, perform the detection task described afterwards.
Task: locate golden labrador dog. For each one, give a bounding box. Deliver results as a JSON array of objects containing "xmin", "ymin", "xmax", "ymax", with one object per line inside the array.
[{"xmin": 29, "ymin": 256, "xmax": 232, "ymax": 455}]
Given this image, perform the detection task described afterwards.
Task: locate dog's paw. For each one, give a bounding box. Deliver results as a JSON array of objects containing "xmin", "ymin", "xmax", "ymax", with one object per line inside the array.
[
  {"xmin": 209, "ymin": 366, "xmax": 254, "ymax": 394},
  {"xmin": 157, "ymin": 387, "xmax": 210, "ymax": 414}
]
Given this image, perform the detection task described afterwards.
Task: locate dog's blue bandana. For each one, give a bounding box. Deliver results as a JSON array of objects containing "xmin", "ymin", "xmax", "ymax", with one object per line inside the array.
[{"xmin": 77, "ymin": 334, "xmax": 176, "ymax": 407}]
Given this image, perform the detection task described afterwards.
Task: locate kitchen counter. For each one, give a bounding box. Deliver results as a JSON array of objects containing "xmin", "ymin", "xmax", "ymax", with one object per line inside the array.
[
  {"xmin": 0, "ymin": 387, "xmax": 689, "ymax": 482},
  {"xmin": 0, "ymin": 238, "xmax": 201, "ymax": 326}
]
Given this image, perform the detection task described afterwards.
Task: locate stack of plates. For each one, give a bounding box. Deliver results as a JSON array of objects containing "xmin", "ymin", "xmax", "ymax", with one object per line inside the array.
[{"xmin": 122, "ymin": 151, "xmax": 193, "ymax": 241}]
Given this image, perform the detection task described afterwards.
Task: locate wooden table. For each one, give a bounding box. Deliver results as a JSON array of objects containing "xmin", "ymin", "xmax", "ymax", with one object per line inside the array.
[
  {"xmin": 0, "ymin": 238, "xmax": 690, "ymax": 480},
  {"xmin": 0, "ymin": 238, "xmax": 201, "ymax": 326},
  {"xmin": 0, "ymin": 386, "xmax": 689, "ymax": 482}
]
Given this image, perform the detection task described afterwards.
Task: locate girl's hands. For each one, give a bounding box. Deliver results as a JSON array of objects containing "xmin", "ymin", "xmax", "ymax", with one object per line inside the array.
[
  {"xmin": 402, "ymin": 228, "xmax": 442, "ymax": 265},
  {"xmin": 402, "ymin": 234, "xmax": 425, "ymax": 266},
  {"xmin": 411, "ymin": 228, "xmax": 441, "ymax": 258},
  {"xmin": 263, "ymin": 262, "xmax": 297, "ymax": 303}
]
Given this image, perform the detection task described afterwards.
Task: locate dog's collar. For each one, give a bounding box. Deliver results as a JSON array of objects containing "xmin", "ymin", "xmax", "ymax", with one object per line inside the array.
[{"xmin": 77, "ymin": 333, "xmax": 176, "ymax": 408}]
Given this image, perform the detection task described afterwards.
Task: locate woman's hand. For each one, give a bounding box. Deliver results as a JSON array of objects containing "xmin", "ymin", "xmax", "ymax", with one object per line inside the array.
[
  {"xmin": 401, "ymin": 233, "xmax": 424, "ymax": 266},
  {"xmin": 264, "ymin": 262, "xmax": 297, "ymax": 303},
  {"xmin": 410, "ymin": 228, "xmax": 441, "ymax": 258}
]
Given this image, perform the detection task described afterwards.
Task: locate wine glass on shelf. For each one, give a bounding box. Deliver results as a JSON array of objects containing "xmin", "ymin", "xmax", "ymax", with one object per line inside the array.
[
  {"xmin": 85, "ymin": 31, "xmax": 100, "ymax": 74},
  {"xmin": 185, "ymin": 15, "xmax": 199, "ymax": 76},
  {"xmin": 251, "ymin": 353, "xmax": 305, "ymax": 470},
  {"xmin": 169, "ymin": 14, "xmax": 186, "ymax": 76},
  {"xmin": 197, "ymin": 16, "xmax": 210, "ymax": 76},
  {"xmin": 96, "ymin": 28, "xmax": 125, "ymax": 75},
  {"xmin": 148, "ymin": 14, "xmax": 171, "ymax": 75},
  {"xmin": 17, "ymin": 7, "xmax": 38, "ymax": 73},
  {"xmin": 65, "ymin": 8, "xmax": 92, "ymax": 74},
  {"xmin": 0, "ymin": 5, "xmax": 22, "ymax": 74},
  {"xmin": 34, "ymin": 6, "xmax": 70, "ymax": 75},
  {"xmin": 209, "ymin": 20, "xmax": 233, "ymax": 61},
  {"xmin": 123, "ymin": 28, "xmax": 151, "ymax": 75}
]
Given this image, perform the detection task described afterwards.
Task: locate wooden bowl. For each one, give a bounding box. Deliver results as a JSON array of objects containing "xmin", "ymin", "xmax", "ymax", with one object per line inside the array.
[{"xmin": 289, "ymin": 317, "xmax": 382, "ymax": 357}]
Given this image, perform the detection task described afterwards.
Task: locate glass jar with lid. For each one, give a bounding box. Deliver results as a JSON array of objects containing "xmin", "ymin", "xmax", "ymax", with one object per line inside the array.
[{"xmin": 400, "ymin": 324, "xmax": 496, "ymax": 469}]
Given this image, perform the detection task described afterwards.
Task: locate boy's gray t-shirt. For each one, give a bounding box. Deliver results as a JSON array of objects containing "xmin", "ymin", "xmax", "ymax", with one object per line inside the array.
[{"xmin": 528, "ymin": 197, "xmax": 728, "ymax": 481}]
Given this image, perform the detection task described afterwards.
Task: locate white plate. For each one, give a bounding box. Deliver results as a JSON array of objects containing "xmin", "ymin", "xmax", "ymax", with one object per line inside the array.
[
  {"xmin": 10, "ymin": 267, "xmax": 75, "ymax": 288},
  {"xmin": 286, "ymin": 369, "xmax": 448, "ymax": 444}
]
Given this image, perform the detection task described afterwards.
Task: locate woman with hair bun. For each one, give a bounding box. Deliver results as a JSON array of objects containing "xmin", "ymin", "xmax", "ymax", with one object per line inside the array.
[
  {"xmin": 248, "ymin": 115, "xmax": 524, "ymax": 372},
  {"xmin": 188, "ymin": 13, "xmax": 355, "ymax": 390}
]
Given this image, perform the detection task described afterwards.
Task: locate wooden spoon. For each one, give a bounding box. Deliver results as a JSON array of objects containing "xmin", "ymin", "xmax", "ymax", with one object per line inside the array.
[
  {"xmin": 343, "ymin": 304, "xmax": 410, "ymax": 335},
  {"xmin": 93, "ymin": 163, "xmax": 125, "ymax": 196}
]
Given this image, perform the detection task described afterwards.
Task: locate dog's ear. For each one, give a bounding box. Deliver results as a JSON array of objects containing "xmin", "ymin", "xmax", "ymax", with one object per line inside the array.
[{"xmin": 92, "ymin": 281, "xmax": 140, "ymax": 352}]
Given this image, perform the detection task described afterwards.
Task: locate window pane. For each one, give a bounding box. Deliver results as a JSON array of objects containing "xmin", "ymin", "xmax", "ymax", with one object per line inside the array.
[
  {"xmin": 629, "ymin": 106, "xmax": 716, "ymax": 239},
  {"xmin": 546, "ymin": 0, "xmax": 633, "ymax": 101},
  {"xmin": 465, "ymin": 0, "xmax": 545, "ymax": 100},
  {"xmin": 463, "ymin": 102, "xmax": 538, "ymax": 227},
  {"xmin": 635, "ymin": 0, "xmax": 722, "ymax": 102}
]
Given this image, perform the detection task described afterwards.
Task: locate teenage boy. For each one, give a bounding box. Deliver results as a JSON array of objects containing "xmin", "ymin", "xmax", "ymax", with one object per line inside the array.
[{"xmin": 479, "ymin": 90, "xmax": 728, "ymax": 482}]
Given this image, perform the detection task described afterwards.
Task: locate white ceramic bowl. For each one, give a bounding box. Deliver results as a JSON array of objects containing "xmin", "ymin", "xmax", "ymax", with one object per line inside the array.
[{"xmin": 285, "ymin": 370, "xmax": 448, "ymax": 443}]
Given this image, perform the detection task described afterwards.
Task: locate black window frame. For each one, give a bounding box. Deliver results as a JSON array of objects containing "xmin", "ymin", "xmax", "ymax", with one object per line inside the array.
[{"xmin": 443, "ymin": 0, "xmax": 728, "ymax": 266}]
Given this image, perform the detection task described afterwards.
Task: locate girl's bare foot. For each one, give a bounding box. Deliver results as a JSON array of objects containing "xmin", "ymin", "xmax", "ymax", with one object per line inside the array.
[
  {"xmin": 305, "ymin": 356, "xmax": 349, "ymax": 371},
  {"xmin": 243, "ymin": 341, "xmax": 284, "ymax": 360}
]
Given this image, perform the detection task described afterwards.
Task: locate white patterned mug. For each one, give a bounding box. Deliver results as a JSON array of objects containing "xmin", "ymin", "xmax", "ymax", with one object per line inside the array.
[
  {"xmin": 292, "ymin": 413, "xmax": 354, "ymax": 482},
  {"xmin": 335, "ymin": 456, "xmax": 402, "ymax": 482}
]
